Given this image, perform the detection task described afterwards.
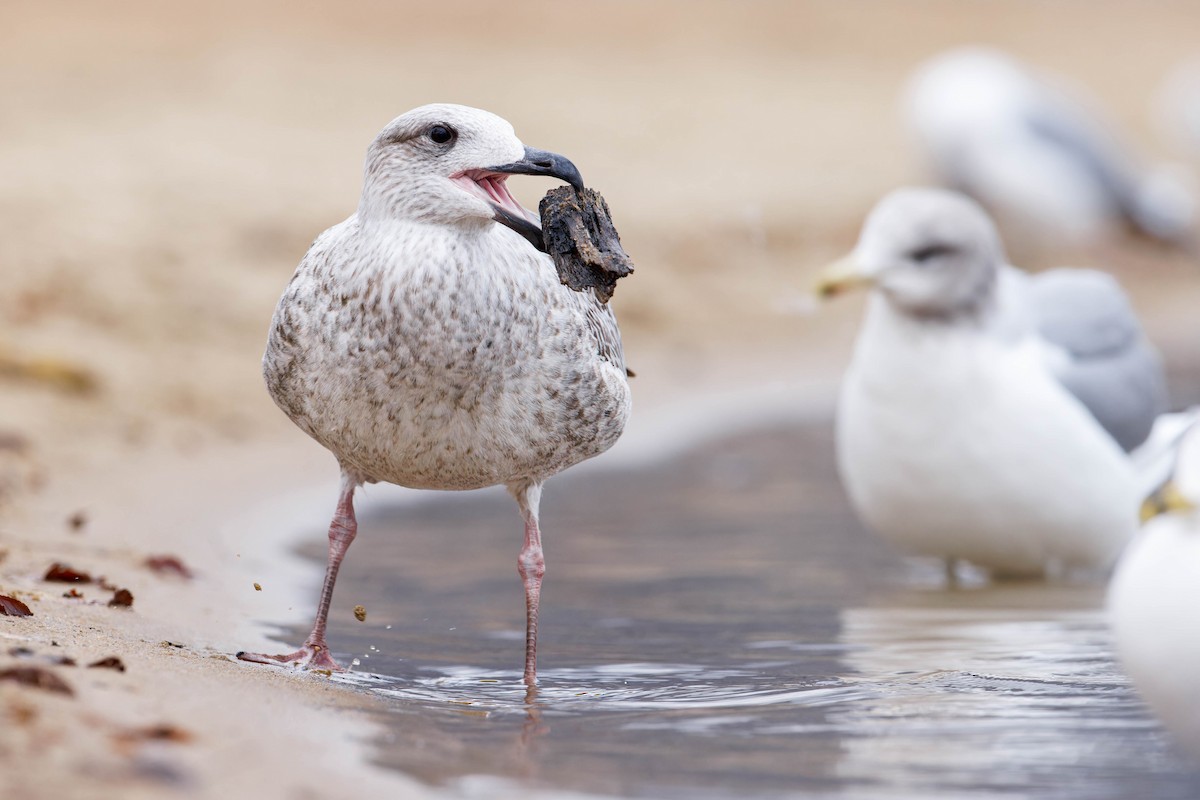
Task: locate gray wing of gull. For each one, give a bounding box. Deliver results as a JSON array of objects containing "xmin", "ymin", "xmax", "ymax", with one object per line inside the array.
[
  {"xmin": 1029, "ymin": 268, "xmax": 1168, "ymax": 452},
  {"xmin": 1021, "ymin": 98, "xmax": 1144, "ymax": 228}
]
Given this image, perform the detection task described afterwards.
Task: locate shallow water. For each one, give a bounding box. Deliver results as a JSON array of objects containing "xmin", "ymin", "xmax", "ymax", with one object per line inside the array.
[{"xmin": 287, "ymin": 423, "xmax": 1200, "ymax": 799}]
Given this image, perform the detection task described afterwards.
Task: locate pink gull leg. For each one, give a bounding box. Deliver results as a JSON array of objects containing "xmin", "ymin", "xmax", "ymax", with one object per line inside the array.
[
  {"xmin": 238, "ymin": 475, "xmax": 358, "ymax": 671},
  {"xmin": 512, "ymin": 482, "xmax": 546, "ymax": 686}
]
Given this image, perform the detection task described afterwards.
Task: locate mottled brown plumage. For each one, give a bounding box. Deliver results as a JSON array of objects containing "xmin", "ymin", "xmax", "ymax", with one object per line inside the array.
[{"xmin": 240, "ymin": 104, "xmax": 632, "ymax": 684}]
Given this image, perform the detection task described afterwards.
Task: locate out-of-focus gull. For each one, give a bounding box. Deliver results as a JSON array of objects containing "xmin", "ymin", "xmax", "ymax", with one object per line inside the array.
[
  {"xmin": 1110, "ymin": 425, "xmax": 1200, "ymax": 758},
  {"xmin": 238, "ymin": 104, "xmax": 631, "ymax": 685},
  {"xmin": 1156, "ymin": 57, "xmax": 1200, "ymax": 160},
  {"xmin": 1025, "ymin": 268, "xmax": 1168, "ymax": 452},
  {"xmin": 906, "ymin": 46, "xmax": 1197, "ymax": 249},
  {"xmin": 816, "ymin": 187, "xmax": 1186, "ymax": 580}
]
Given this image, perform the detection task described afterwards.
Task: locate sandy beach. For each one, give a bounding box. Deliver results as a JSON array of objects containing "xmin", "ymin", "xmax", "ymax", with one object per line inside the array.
[{"xmin": 3, "ymin": 1, "xmax": 1200, "ymax": 797}]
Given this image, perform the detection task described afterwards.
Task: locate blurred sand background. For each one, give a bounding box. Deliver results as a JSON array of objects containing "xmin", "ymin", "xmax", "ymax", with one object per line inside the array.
[{"xmin": 2, "ymin": 1, "xmax": 1200, "ymax": 798}]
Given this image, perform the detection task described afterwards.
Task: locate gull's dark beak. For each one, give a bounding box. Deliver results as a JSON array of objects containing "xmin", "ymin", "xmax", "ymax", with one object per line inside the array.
[
  {"xmin": 490, "ymin": 146, "xmax": 585, "ymax": 192},
  {"xmin": 490, "ymin": 205, "xmax": 547, "ymax": 253},
  {"xmin": 484, "ymin": 146, "xmax": 585, "ymax": 254}
]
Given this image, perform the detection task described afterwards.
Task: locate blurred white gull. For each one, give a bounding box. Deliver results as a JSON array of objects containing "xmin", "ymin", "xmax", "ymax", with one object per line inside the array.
[
  {"xmin": 817, "ymin": 188, "xmax": 1191, "ymax": 580},
  {"xmin": 239, "ymin": 104, "xmax": 631, "ymax": 686},
  {"xmin": 1110, "ymin": 425, "xmax": 1200, "ymax": 758},
  {"xmin": 906, "ymin": 46, "xmax": 1197, "ymax": 249},
  {"xmin": 1156, "ymin": 56, "xmax": 1200, "ymax": 159}
]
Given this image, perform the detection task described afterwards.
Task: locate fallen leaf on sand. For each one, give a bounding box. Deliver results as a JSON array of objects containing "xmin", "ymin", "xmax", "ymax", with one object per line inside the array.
[
  {"xmin": 43, "ymin": 562, "xmax": 93, "ymax": 583},
  {"xmin": 353, "ymin": 604, "xmax": 366, "ymax": 622},
  {"xmin": 0, "ymin": 666, "xmax": 73, "ymax": 695},
  {"xmin": 7, "ymin": 700, "xmax": 36, "ymax": 726},
  {"xmin": 88, "ymin": 656, "xmax": 126, "ymax": 672},
  {"xmin": 144, "ymin": 555, "xmax": 194, "ymax": 579},
  {"xmin": 0, "ymin": 350, "xmax": 99, "ymax": 395},
  {"xmin": 108, "ymin": 588, "xmax": 134, "ymax": 608},
  {"xmin": 0, "ymin": 432, "xmax": 30, "ymax": 454},
  {"xmin": 8, "ymin": 648, "xmax": 76, "ymax": 666},
  {"xmin": 113, "ymin": 724, "xmax": 193, "ymax": 745},
  {"xmin": 0, "ymin": 594, "xmax": 32, "ymax": 616}
]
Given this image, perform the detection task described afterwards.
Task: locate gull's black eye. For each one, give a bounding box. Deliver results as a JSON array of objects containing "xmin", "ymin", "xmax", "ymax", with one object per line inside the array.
[
  {"xmin": 910, "ymin": 243, "xmax": 955, "ymax": 263},
  {"xmin": 428, "ymin": 125, "xmax": 455, "ymax": 145}
]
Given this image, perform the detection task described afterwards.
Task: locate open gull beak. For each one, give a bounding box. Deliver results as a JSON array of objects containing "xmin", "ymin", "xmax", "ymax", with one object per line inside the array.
[
  {"xmin": 813, "ymin": 253, "xmax": 874, "ymax": 299},
  {"xmin": 451, "ymin": 146, "xmax": 584, "ymax": 253}
]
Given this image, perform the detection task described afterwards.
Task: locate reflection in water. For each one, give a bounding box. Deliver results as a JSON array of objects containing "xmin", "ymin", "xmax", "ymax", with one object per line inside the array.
[
  {"xmin": 834, "ymin": 585, "xmax": 1172, "ymax": 799},
  {"xmin": 294, "ymin": 424, "xmax": 1200, "ymax": 798}
]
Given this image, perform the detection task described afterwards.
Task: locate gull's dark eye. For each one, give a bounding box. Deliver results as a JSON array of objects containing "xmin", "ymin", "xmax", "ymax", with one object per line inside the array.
[
  {"xmin": 910, "ymin": 243, "xmax": 955, "ymax": 263},
  {"xmin": 428, "ymin": 125, "xmax": 455, "ymax": 145}
]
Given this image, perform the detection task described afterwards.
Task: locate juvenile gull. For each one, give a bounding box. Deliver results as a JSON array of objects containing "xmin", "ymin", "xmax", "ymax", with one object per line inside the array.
[
  {"xmin": 906, "ymin": 46, "xmax": 1197, "ymax": 248},
  {"xmin": 816, "ymin": 188, "xmax": 1184, "ymax": 579},
  {"xmin": 239, "ymin": 104, "xmax": 631, "ymax": 685},
  {"xmin": 1110, "ymin": 425, "xmax": 1200, "ymax": 758}
]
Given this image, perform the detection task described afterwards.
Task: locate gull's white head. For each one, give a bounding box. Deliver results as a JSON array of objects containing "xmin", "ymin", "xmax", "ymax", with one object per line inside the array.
[
  {"xmin": 359, "ymin": 103, "xmax": 583, "ymax": 251},
  {"xmin": 816, "ymin": 188, "xmax": 1007, "ymax": 319}
]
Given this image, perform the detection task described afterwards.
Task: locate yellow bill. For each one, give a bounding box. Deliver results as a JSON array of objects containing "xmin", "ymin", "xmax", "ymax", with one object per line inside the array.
[
  {"xmin": 1140, "ymin": 481, "xmax": 1197, "ymax": 523},
  {"xmin": 814, "ymin": 254, "xmax": 873, "ymax": 299}
]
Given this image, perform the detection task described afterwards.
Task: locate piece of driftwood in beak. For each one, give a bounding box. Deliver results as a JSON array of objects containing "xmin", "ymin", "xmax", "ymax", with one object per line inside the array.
[{"xmin": 539, "ymin": 186, "xmax": 634, "ymax": 304}]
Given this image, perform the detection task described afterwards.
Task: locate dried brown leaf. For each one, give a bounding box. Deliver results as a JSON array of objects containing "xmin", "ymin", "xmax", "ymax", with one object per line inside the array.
[
  {"xmin": 0, "ymin": 594, "xmax": 32, "ymax": 616},
  {"xmin": 88, "ymin": 656, "xmax": 126, "ymax": 672},
  {"xmin": 43, "ymin": 562, "xmax": 92, "ymax": 583},
  {"xmin": 113, "ymin": 723, "xmax": 192, "ymax": 744},
  {"xmin": 0, "ymin": 666, "xmax": 73, "ymax": 695},
  {"xmin": 144, "ymin": 555, "xmax": 194, "ymax": 579},
  {"xmin": 108, "ymin": 588, "xmax": 134, "ymax": 608}
]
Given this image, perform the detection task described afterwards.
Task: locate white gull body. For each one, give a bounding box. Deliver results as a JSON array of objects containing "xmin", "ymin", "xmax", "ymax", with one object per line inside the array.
[
  {"xmin": 818, "ymin": 188, "xmax": 1176, "ymax": 579},
  {"xmin": 243, "ymin": 104, "xmax": 631, "ymax": 684},
  {"xmin": 1110, "ymin": 427, "xmax": 1200, "ymax": 758}
]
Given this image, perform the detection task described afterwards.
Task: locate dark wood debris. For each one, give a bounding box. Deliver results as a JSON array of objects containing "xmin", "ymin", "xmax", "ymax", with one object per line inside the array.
[{"xmin": 539, "ymin": 186, "xmax": 634, "ymax": 303}]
